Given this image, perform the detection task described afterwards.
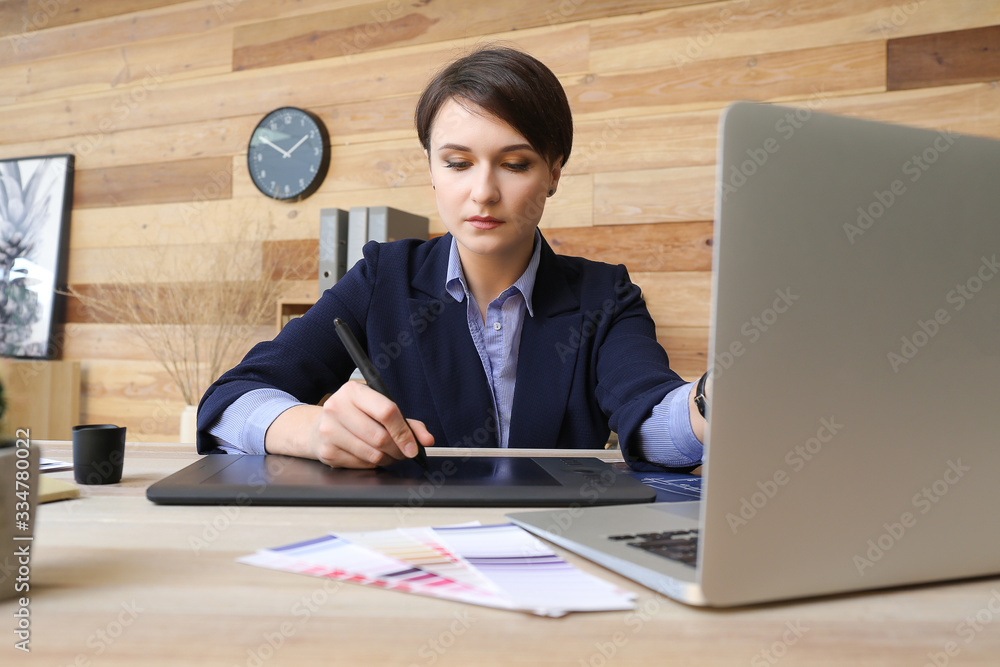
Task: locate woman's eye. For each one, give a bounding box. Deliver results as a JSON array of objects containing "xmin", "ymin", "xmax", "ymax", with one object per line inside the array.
[
  {"xmin": 444, "ymin": 161, "xmax": 471, "ymax": 169},
  {"xmin": 504, "ymin": 162, "xmax": 530, "ymax": 172}
]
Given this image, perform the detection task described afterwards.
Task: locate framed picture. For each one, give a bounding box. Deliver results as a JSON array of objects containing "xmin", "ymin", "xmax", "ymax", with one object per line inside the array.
[{"xmin": 0, "ymin": 154, "xmax": 74, "ymax": 359}]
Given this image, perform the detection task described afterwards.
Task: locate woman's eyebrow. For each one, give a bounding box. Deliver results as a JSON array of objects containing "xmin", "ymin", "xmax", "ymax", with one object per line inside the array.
[{"xmin": 435, "ymin": 142, "xmax": 536, "ymax": 153}]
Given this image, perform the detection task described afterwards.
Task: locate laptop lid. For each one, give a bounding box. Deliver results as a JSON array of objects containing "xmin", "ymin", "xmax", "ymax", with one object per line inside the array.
[
  {"xmin": 509, "ymin": 102, "xmax": 1000, "ymax": 607},
  {"xmin": 698, "ymin": 102, "xmax": 1000, "ymax": 605}
]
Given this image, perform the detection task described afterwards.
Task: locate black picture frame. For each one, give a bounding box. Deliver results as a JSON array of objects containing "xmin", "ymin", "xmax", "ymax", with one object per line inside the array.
[{"xmin": 0, "ymin": 154, "xmax": 74, "ymax": 359}]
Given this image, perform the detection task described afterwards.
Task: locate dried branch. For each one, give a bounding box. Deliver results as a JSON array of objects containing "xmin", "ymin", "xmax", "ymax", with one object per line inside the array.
[{"xmin": 67, "ymin": 210, "xmax": 305, "ymax": 405}]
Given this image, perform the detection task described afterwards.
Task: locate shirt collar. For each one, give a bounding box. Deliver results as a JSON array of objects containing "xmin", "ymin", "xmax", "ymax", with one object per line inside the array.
[{"xmin": 445, "ymin": 229, "xmax": 541, "ymax": 317}]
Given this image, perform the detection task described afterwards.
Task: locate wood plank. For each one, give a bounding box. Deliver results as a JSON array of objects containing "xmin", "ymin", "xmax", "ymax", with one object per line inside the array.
[
  {"xmin": 815, "ymin": 82, "xmax": 1000, "ymax": 139},
  {"xmin": 79, "ymin": 357, "xmax": 188, "ymax": 440},
  {"xmin": 73, "ymin": 157, "xmax": 233, "ymax": 209},
  {"xmin": 0, "ymin": 114, "xmax": 255, "ymax": 171},
  {"xmin": 656, "ymin": 325, "xmax": 710, "ymax": 380},
  {"xmin": 63, "ymin": 323, "xmax": 275, "ymax": 363},
  {"xmin": 590, "ymin": 0, "xmax": 1000, "ymax": 73},
  {"xmin": 594, "ymin": 165, "xmax": 715, "ymax": 225},
  {"xmin": 262, "ymin": 239, "xmax": 318, "ymax": 281},
  {"xmin": 0, "ymin": 31, "xmax": 232, "ymax": 107},
  {"xmin": 65, "ymin": 284, "xmax": 282, "ymax": 326},
  {"xmin": 0, "ymin": 0, "xmax": 192, "ymax": 38},
  {"xmin": 547, "ymin": 221, "xmax": 713, "ymax": 272},
  {"xmin": 66, "ymin": 242, "xmax": 254, "ymax": 285},
  {"xmin": 62, "ymin": 322, "xmax": 159, "ymax": 362},
  {"xmin": 0, "ymin": 0, "xmax": 349, "ymax": 65},
  {"xmin": 632, "ymin": 270, "xmax": 712, "ymax": 328},
  {"xmin": 567, "ymin": 42, "xmax": 885, "ymax": 116},
  {"xmin": 887, "ymin": 25, "xmax": 1000, "ymax": 91},
  {"xmin": 568, "ymin": 108, "xmax": 721, "ymax": 175},
  {"xmin": 232, "ymin": 0, "xmax": 700, "ymax": 70},
  {"xmin": 0, "ymin": 95, "xmax": 423, "ymax": 171},
  {"xmin": 0, "ymin": 25, "xmax": 590, "ymax": 146},
  {"xmin": 67, "ymin": 187, "xmax": 431, "ymax": 249},
  {"xmin": 0, "ymin": 359, "xmax": 80, "ymax": 440}
]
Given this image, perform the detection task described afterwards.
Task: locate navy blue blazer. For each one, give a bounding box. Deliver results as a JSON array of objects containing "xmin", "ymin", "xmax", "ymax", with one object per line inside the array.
[{"xmin": 197, "ymin": 233, "xmax": 688, "ymax": 469}]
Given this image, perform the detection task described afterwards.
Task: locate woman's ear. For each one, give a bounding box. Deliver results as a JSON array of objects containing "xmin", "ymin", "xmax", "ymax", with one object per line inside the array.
[
  {"xmin": 548, "ymin": 158, "xmax": 563, "ymax": 197},
  {"xmin": 425, "ymin": 148, "xmax": 435, "ymax": 190}
]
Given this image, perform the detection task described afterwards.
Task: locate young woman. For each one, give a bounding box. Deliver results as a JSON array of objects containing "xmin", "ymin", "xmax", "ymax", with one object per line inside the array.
[{"xmin": 197, "ymin": 47, "xmax": 708, "ymax": 471}]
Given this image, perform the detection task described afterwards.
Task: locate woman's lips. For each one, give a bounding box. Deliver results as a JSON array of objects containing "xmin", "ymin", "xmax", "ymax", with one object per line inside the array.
[{"xmin": 467, "ymin": 216, "xmax": 504, "ymax": 230}]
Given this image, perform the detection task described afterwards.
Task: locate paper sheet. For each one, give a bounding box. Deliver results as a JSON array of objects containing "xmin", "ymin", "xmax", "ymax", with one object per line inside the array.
[{"xmin": 239, "ymin": 523, "xmax": 635, "ymax": 617}]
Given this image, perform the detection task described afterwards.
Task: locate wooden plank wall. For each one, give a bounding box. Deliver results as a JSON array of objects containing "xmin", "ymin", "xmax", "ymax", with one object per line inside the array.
[{"xmin": 1, "ymin": 0, "xmax": 998, "ymax": 442}]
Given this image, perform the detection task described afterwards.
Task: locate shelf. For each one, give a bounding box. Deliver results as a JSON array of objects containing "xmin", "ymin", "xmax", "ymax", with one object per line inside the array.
[{"xmin": 276, "ymin": 298, "xmax": 316, "ymax": 334}]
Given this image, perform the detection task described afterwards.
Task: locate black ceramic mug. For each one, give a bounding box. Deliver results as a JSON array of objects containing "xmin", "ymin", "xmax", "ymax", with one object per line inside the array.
[{"xmin": 72, "ymin": 424, "xmax": 126, "ymax": 485}]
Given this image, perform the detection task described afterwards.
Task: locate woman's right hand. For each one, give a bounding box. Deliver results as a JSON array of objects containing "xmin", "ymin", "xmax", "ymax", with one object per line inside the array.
[{"xmin": 264, "ymin": 381, "xmax": 435, "ymax": 468}]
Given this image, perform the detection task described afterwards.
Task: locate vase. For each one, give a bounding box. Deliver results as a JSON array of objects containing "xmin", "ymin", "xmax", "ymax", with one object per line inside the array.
[{"xmin": 179, "ymin": 404, "xmax": 198, "ymax": 444}]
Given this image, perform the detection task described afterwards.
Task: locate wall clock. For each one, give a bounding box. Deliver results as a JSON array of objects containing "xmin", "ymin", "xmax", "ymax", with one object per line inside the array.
[{"xmin": 247, "ymin": 107, "xmax": 330, "ymax": 201}]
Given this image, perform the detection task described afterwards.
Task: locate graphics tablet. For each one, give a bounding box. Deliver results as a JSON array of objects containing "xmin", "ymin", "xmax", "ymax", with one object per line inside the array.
[{"xmin": 145, "ymin": 454, "xmax": 657, "ymax": 507}]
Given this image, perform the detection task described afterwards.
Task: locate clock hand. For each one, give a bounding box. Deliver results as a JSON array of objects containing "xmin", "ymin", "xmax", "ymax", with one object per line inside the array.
[
  {"xmin": 260, "ymin": 137, "xmax": 291, "ymax": 158},
  {"xmin": 286, "ymin": 134, "xmax": 309, "ymax": 156}
]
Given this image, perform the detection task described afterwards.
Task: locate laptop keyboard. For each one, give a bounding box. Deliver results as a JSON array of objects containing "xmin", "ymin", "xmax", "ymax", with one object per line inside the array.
[{"xmin": 608, "ymin": 529, "xmax": 700, "ymax": 567}]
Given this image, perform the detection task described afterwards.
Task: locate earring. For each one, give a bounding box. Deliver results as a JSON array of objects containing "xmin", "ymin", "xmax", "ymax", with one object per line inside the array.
[
  {"xmin": 547, "ymin": 189, "xmax": 554, "ymax": 197},
  {"xmin": 432, "ymin": 185, "xmax": 435, "ymax": 190}
]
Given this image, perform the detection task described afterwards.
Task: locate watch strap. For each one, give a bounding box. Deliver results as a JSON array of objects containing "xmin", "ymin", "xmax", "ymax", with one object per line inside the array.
[{"xmin": 694, "ymin": 372, "xmax": 709, "ymax": 418}]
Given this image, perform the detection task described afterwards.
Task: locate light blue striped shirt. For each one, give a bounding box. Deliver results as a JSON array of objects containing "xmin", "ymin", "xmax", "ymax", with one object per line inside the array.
[
  {"xmin": 443, "ymin": 231, "xmax": 538, "ymax": 448},
  {"xmin": 207, "ymin": 233, "xmax": 703, "ymax": 467}
]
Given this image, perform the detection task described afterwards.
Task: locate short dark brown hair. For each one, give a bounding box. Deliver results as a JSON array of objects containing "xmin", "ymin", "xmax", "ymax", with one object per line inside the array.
[{"xmin": 415, "ymin": 46, "xmax": 573, "ymax": 167}]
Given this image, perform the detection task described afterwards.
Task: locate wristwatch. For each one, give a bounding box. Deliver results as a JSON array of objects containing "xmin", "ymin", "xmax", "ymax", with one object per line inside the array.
[{"xmin": 694, "ymin": 372, "xmax": 710, "ymax": 418}]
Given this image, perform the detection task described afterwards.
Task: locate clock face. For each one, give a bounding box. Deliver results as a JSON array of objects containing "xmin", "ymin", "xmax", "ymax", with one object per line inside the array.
[{"xmin": 248, "ymin": 107, "xmax": 330, "ymax": 201}]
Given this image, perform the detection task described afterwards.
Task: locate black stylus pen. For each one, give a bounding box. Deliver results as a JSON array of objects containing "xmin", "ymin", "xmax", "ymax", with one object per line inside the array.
[{"xmin": 334, "ymin": 318, "xmax": 429, "ymax": 470}]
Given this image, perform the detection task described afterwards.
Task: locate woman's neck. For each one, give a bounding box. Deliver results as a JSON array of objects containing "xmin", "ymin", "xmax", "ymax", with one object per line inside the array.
[{"xmin": 458, "ymin": 242, "xmax": 534, "ymax": 321}]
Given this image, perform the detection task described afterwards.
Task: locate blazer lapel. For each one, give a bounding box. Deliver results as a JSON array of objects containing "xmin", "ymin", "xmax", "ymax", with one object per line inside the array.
[
  {"xmin": 507, "ymin": 236, "xmax": 582, "ymax": 449},
  {"xmin": 409, "ymin": 236, "xmax": 499, "ymax": 447}
]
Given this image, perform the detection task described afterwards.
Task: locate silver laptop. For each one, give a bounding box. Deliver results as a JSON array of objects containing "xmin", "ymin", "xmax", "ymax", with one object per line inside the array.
[{"xmin": 508, "ymin": 102, "xmax": 1000, "ymax": 607}]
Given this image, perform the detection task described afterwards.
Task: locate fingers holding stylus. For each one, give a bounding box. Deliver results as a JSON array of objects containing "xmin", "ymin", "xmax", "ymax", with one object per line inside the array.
[{"xmin": 315, "ymin": 381, "xmax": 434, "ymax": 468}]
